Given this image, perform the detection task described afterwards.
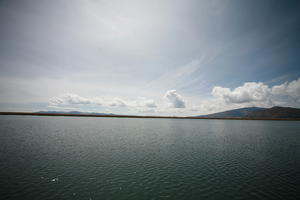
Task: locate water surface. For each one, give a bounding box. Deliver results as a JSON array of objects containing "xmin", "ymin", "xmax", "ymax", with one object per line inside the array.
[{"xmin": 0, "ymin": 116, "xmax": 299, "ymax": 199}]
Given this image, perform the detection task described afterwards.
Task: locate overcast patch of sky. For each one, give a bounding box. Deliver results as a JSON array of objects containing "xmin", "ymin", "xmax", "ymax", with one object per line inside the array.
[{"xmin": 0, "ymin": 0, "xmax": 300, "ymax": 114}]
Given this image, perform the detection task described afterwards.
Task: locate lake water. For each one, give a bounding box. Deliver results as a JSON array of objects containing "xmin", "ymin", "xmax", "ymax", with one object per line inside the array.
[{"xmin": 0, "ymin": 116, "xmax": 299, "ymax": 200}]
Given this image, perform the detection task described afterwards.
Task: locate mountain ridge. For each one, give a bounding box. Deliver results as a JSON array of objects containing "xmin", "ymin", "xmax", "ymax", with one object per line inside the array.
[
  {"xmin": 246, "ymin": 106, "xmax": 300, "ymax": 118},
  {"xmin": 196, "ymin": 106, "xmax": 300, "ymax": 119},
  {"xmin": 195, "ymin": 107, "xmax": 265, "ymax": 118}
]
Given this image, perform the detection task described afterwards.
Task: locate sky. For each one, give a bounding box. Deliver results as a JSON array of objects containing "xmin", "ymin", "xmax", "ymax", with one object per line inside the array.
[{"xmin": 0, "ymin": 0, "xmax": 300, "ymax": 116}]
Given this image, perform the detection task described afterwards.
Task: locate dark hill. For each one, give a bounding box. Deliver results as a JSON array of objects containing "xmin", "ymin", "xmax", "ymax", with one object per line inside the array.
[
  {"xmin": 246, "ymin": 106, "xmax": 300, "ymax": 119},
  {"xmin": 196, "ymin": 107, "xmax": 265, "ymax": 118},
  {"xmin": 195, "ymin": 106, "xmax": 300, "ymax": 119}
]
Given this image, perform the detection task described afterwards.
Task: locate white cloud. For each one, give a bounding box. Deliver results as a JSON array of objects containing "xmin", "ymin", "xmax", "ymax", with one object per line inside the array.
[
  {"xmin": 91, "ymin": 98, "xmax": 105, "ymax": 105},
  {"xmin": 134, "ymin": 98, "xmax": 157, "ymax": 108},
  {"xmin": 109, "ymin": 97, "xmax": 158, "ymax": 108},
  {"xmin": 272, "ymin": 78, "xmax": 300, "ymax": 102},
  {"xmin": 143, "ymin": 100, "xmax": 157, "ymax": 107},
  {"xmin": 212, "ymin": 82, "xmax": 273, "ymax": 105},
  {"xmin": 49, "ymin": 93, "xmax": 157, "ymax": 109},
  {"xmin": 45, "ymin": 78, "xmax": 300, "ymax": 116},
  {"xmin": 209, "ymin": 78, "xmax": 300, "ymax": 109},
  {"xmin": 109, "ymin": 97, "xmax": 127, "ymax": 107},
  {"xmin": 50, "ymin": 93, "xmax": 91, "ymax": 105},
  {"xmin": 164, "ymin": 90, "xmax": 186, "ymax": 108}
]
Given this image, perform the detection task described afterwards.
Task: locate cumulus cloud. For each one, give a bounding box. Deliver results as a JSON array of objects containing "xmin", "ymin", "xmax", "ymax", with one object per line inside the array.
[
  {"xmin": 210, "ymin": 78, "xmax": 300, "ymax": 108},
  {"xmin": 109, "ymin": 97, "xmax": 127, "ymax": 107},
  {"xmin": 49, "ymin": 93, "xmax": 158, "ymax": 109},
  {"xmin": 164, "ymin": 90, "xmax": 186, "ymax": 108},
  {"xmin": 50, "ymin": 93, "xmax": 91, "ymax": 105},
  {"xmin": 48, "ymin": 78, "xmax": 300, "ymax": 115},
  {"xmin": 212, "ymin": 82, "xmax": 272, "ymax": 105},
  {"xmin": 272, "ymin": 78, "xmax": 300, "ymax": 102},
  {"xmin": 109, "ymin": 97, "xmax": 158, "ymax": 108}
]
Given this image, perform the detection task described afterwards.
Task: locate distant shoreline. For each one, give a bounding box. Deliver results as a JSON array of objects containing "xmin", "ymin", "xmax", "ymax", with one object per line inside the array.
[{"xmin": 0, "ymin": 112, "xmax": 300, "ymax": 121}]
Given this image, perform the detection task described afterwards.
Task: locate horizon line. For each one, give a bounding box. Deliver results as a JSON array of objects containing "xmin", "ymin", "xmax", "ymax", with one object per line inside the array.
[{"xmin": 1, "ymin": 112, "xmax": 299, "ymax": 121}]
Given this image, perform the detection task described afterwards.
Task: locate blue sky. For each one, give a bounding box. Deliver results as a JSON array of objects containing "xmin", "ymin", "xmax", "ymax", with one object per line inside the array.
[{"xmin": 0, "ymin": 0, "xmax": 300, "ymax": 116}]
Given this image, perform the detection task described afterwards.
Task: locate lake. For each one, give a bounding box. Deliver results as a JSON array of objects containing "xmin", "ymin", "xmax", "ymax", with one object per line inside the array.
[{"xmin": 0, "ymin": 116, "xmax": 299, "ymax": 200}]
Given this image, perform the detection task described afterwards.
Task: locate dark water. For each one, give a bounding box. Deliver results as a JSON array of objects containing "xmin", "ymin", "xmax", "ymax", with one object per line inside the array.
[{"xmin": 0, "ymin": 116, "xmax": 299, "ymax": 200}]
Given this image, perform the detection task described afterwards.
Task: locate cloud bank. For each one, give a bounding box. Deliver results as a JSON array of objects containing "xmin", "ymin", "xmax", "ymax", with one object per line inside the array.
[
  {"xmin": 109, "ymin": 98, "xmax": 127, "ymax": 107},
  {"xmin": 212, "ymin": 82, "xmax": 272, "ymax": 105},
  {"xmin": 48, "ymin": 78, "xmax": 300, "ymax": 116},
  {"xmin": 272, "ymin": 78, "xmax": 300, "ymax": 102},
  {"xmin": 211, "ymin": 78, "xmax": 300, "ymax": 108},
  {"xmin": 50, "ymin": 94, "xmax": 157, "ymax": 109},
  {"xmin": 50, "ymin": 93, "xmax": 92, "ymax": 105}
]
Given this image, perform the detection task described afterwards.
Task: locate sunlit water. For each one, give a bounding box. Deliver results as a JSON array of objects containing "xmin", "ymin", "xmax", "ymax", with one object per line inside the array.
[{"xmin": 0, "ymin": 116, "xmax": 299, "ymax": 200}]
